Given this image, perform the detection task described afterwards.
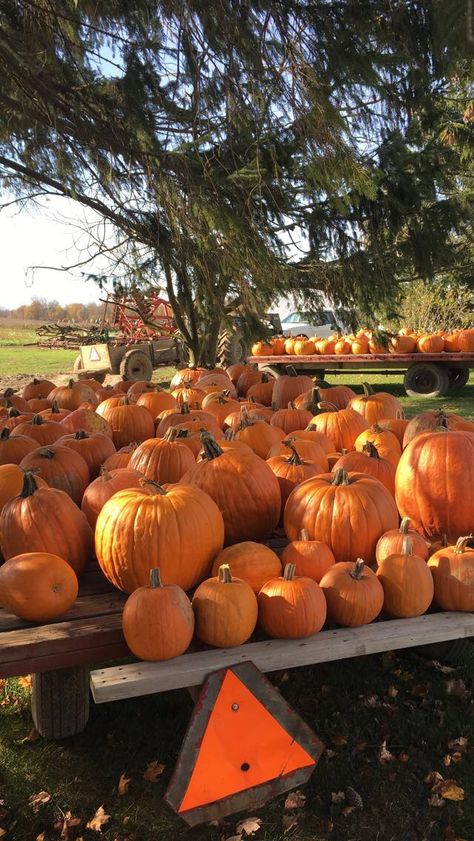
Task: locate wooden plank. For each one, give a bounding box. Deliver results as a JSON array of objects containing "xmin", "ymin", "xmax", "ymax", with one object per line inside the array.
[
  {"xmin": 91, "ymin": 612, "xmax": 474, "ymax": 704},
  {"xmin": 0, "ymin": 592, "xmax": 126, "ymax": 633},
  {"xmin": 1, "ymin": 641, "xmax": 129, "ymax": 678},
  {"xmin": 249, "ymin": 353, "xmax": 474, "ymax": 364}
]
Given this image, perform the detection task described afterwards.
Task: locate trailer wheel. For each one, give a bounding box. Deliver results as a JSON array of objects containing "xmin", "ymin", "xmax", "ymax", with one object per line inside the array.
[
  {"xmin": 404, "ymin": 363, "xmax": 449, "ymax": 398},
  {"xmin": 217, "ymin": 329, "xmax": 249, "ymax": 366},
  {"xmin": 73, "ymin": 354, "xmax": 83, "ymax": 371},
  {"xmin": 119, "ymin": 350, "xmax": 153, "ymax": 381},
  {"xmin": 447, "ymin": 366, "xmax": 470, "ymax": 390}
]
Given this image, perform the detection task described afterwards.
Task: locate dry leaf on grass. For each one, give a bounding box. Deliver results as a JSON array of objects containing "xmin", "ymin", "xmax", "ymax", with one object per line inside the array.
[
  {"xmin": 284, "ymin": 790, "xmax": 306, "ymax": 810},
  {"xmin": 447, "ymin": 736, "xmax": 468, "ymax": 752},
  {"xmin": 425, "ymin": 770, "xmax": 444, "ymax": 786},
  {"xmin": 429, "ymin": 660, "xmax": 455, "ymax": 674},
  {"xmin": 17, "ymin": 675, "xmax": 32, "ymax": 690},
  {"xmin": 341, "ymin": 805, "xmax": 356, "ymax": 816},
  {"xmin": 54, "ymin": 810, "xmax": 82, "ymax": 840},
  {"xmin": 223, "ymin": 835, "xmax": 242, "ymax": 841},
  {"xmin": 331, "ymin": 733, "xmax": 347, "ymax": 746},
  {"xmin": 235, "ymin": 816, "xmax": 262, "ymax": 836},
  {"xmin": 428, "ymin": 793, "xmax": 445, "ymax": 808},
  {"xmin": 345, "ymin": 786, "xmax": 363, "ymax": 809},
  {"xmin": 331, "ymin": 791, "xmax": 345, "ymax": 804},
  {"xmin": 378, "ymin": 740, "xmax": 395, "ymax": 763},
  {"xmin": 446, "ymin": 679, "xmax": 469, "ymax": 698},
  {"xmin": 438, "ymin": 782, "xmax": 465, "ymax": 801},
  {"xmin": 28, "ymin": 791, "xmax": 51, "ymax": 812},
  {"xmin": 143, "ymin": 760, "xmax": 165, "ymax": 782},
  {"xmin": 86, "ymin": 806, "xmax": 110, "ymax": 832},
  {"xmin": 387, "ymin": 685, "xmax": 398, "ymax": 699},
  {"xmin": 21, "ymin": 727, "xmax": 40, "ymax": 745},
  {"xmin": 117, "ymin": 773, "xmax": 131, "ymax": 796},
  {"xmin": 399, "ymin": 752, "xmax": 410, "ymax": 763},
  {"xmin": 282, "ymin": 814, "xmax": 298, "ymax": 833},
  {"xmin": 0, "ymin": 829, "xmax": 7, "ymax": 838}
]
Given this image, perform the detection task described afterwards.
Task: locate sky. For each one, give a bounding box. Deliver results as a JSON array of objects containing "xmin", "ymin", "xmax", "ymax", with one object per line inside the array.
[{"xmin": 1, "ymin": 195, "xmax": 113, "ymax": 308}]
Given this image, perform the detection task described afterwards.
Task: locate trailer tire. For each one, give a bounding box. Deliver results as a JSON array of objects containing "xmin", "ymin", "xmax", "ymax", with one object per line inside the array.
[
  {"xmin": 119, "ymin": 350, "xmax": 153, "ymax": 381},
  {"xmin": 31, "ymin": 666, "xmax": 90, "ymax": 739},
  {"xmin": 447, "ymin": 366, "xmax": 470, "ymax": 390},
  {"xmin": 217, "ymin": 330, "xmax": 249, "ymax": 367},
  {"xmin": 404, "ymin": 363, "xmax": 449, "ymax": 398},
  {"xmin": 73, "ymin": 354, "xmax": 83, "ymax": 371}
]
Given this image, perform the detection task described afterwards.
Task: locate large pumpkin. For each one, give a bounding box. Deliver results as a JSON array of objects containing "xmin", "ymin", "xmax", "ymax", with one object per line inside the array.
[
  {"xmin": 284, "ymin": 468, "xmax": 399, "ymax": 564},
  {"xmin": 102, "ymin": 443, "xmax": 138, "ymax": 471},
  {"xmin": 122, "ymin": 568, "xmax": 195, "ymax": 660},
  {"xmin": 348, "ymin": 383, "xmax": 403, "ymax": 424},
  {"xmin": 129, "ymin": 432, "xmax": 195, "ymax": 484},
  {"xmin": 81, "ymin": 466, "xmax": 144, "ymax": 528},
  {"xmin": 39, "ymin": 401, "xmax": 71, "ymax": 422},
  {"xmin": 201, "ymin": 393, "xmax": 241, "ymax": 427},
  {"xmin": 375, "ymin": 517, "xmax": 429, "ymax": 565},
  {"xmin": 258, "ymin": 563, "xmax": 327, "ymax": 639},
  {"xmin": 95, "ymin": 480, "xmax": 225, "ymax": 593},
  {"xmin": 96, "ymin": 397, "xmax": 155, "ymax": 448},
  {"xmin": 267, "ymin": 435, "xmax": 330, "ymax": 467},
  {"xmin": 377, "ymin": 417, "xmax": 409, "ymax": 447},
  {"xmin": 22, "ymin": 378, "xmax": 56, "ymax": 401},
  {"xmin": 271, "ymin": 403, "xmax": 313, "ymax": 434},
  {"xmin": 0, "ymin": 428, "xmax": 37, "ymax": 465},
  {"xmin": 180, "ymin": 434, "xmax": 281, "ymax": 545},
  {"xmin": 57, "ymin": 430, "xmax": 116, "ymax": 479},
  {"xmin": 0, "ymin": 471, "xmax": 93, "ymax": 574},
  {"xmin": 171, "ymin": 384, "xmax": 206, "ymax": 409},
  {"xmin": 271, "ymin": 368, "xmax": 314, "ymax": 410},
  {"xmin": 59, "ymin": 408, "xmax": 113, "ymax": 438},
  {"xmin": 354, "ymin": 423, "xmax": 401, "ymax": 467},
  {"xmin": 320, "ymin": 559, "xmax": 384, "ymax": 627},
  {"xmin": 308, "ymin": 405, "xmax": 368, "ymax": 452},
  {"xmin": 402, "ymin": 410, "xmax": 474, "ymax": 448},
  {"xmin": 395, "ymin": 423, "xmax": 474, "ymax": 542},
  {"xmin": 0, "ymin": 552, "xmax": 78, "ymax": 621},
  {"xmin": 332, "ymin": 442, "xmax": 396, "ymax": 495},
  {"xmin": 428, "ymin": 536, "xmax": 474, "ymax": 612},
  {"xmin": 192, "ymin": 564, "xmax": 258, "ymax": 647},
  {"xmin": 458, "ymin": 328, "xmax": 474, "ymax": 353},
  {"xmin": 136, "ymin": 388, "xmax": 177, "ymax": 418},
  {"xmin": 11, "ymin": 414, "xmax": 65, "ymax": 446},
  {"xmin": 155, "ymin": 403, "xmax": 221, "ymax": 438},
  {"xmin": 20, "ymin": 445, "xmax": 90, "ymax": 504},
  {"xmin": 210, "ymin": 542, "xmax": 281, "ymax": 593},
  {"xmin": 234, "ymin": 415, "xmax": 284, "ymax": 459},
  {"xmin": 236, "ymin": 367, "xmax": 263, "ymax": 397},
  {"xmin": 247, "ymin": 374, "xmax": 275, "ymax": 407},
  {"xmin": 376, "ymin": 536, "xmax": 434, "ymax": 617},
  {"xmin": 280, "ymin": 529, "xmax": 335, "ymax": 582},
  {"xmin": 0, "ymin": 464, "xmax": 47, "ymax": 513},
  {"xmin": 48, "ymin": 379, "xmax": 97, "ymax": 410}
]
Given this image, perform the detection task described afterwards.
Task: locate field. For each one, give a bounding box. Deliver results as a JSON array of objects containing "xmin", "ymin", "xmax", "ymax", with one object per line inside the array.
[{"xmin": 1, "ymin": 323, "xmax": 474, "ymax": 841}]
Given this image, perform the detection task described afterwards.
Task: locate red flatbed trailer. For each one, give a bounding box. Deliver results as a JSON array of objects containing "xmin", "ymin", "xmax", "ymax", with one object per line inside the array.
[{"xmin": 248, "ymin": 352, "xmax": 474, "ymax": 397}]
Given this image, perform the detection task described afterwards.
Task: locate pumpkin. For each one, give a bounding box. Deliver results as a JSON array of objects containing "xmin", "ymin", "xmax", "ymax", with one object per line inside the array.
[
  {"xmin": 122, "ymin": 568, "xmax": 194, "ymax": 660},
  {"xmin": 171, "ymin": 384, "xmax": 205, "ymax": 409},
  {"xmin": 39, "ymin": 401, "xmax": 71, "ymax": 422},
  {"xmin": 284, "ymin": 468, "xmax": 399, "ymax": 564},
  {"xmin": 252, "ymin": 340, "xmax": 273, "ymax": 356},
  {"xmin": 126, "ymin": 380, "xmax": 155, "ymax": 397},
  {"xmin": 224, "ymin": 404, "xmax": 273, "ymax": 433},
  {"xmin": 376, "ymin": 536, "xmax": 434, "ymax": 617},
  {"xmin": 0, "ymin": 389, "xmax": 30, "ymax": 414},
  {"xmin": 354, "ymin": 423, "xmax": 401, "ymax": 467},
  {"xmin": 351, "ymin": 336, "xmax": 369, "ymax": 354},
  {"xmin": 27, "ymin": 398, "xmax": 51, "ymax": 413},
  {"xmin": 270, "ymin": 402, "xmax": 313, "ymax": 434},
  {"xmin": 81, "ymin": 466, "xmax": 144, "ymax": 529},
  {"xmin": 226, "ymin": 363, "xmax": 249, "ymax": 386},
  {"xmin": 294, "ymin": 338, "xmax": 315, "ymax": 355},
  {"xmin": 129, "ymin": 432, "xmax": 195, "ymax": 484},
  {"xmin": 266, "ymin": 442, "xmax": 326, "ymax": 513},
  {"xmin": 444, "ymin": 333, "xmax": 461, "ymax": 353},
  {"xmin": 348, "ymin": 383, "xmax": 403, "ymax": 424},
  {"xmin": 59, "ymin": 408, "xmax": 113, "ymax": 438},
  {"xmin": 258, "ymin": 563, "xmax": 327, "ymax": 639},
  {"xmin": 377, "ymin": 417, "xmax": 409, "ymax": 447},
  {"xmin": 280, "ymin": 529, "xmax": 335, "ymax": 582},
  {"xmin": 102, "ymin": 443, "xmax": 138, "ymax": 471},
  {"xmin": 20, "ymin": 445, "xmax": 90, "ymax": 504},
  {"xmin": 271, "ymin": 368, "xmax": 314, "ymax": 410},
  {"xmin": 76, "ymin": 378, "xmax": 104, "ymax": 393},
  {"xmin": 236, "ymin": 367, "xmax": 262, "ymax": 397},
  {"xmin": 196, "ymin": 374, "xmax": 237, "ymax": 399},
  {"xmin": 95, "ymin": 480, "xmax": 225, "ymax": 593},
  {"xmin": 308, "ymin": 405, "xmax": 369, "ymax": 452},
  {"xmin": 428, "ymin": 536, "xmax": 474, "ymax": 612},
  {"xmin": 0, "ymin": 464, "xmax": 47, "ymax": 513},
  {"xmin": 0, "ymin": 407, "xmax": 33, "ymax": 433},
  {"xmin": 284, "ymin": 337, "xmax": 295, "ymax": 354},
  {"xmin": 192, "ymin": 564, "xmax": 258, "ymax": 647},
  {"xmin": 155, "ymin": 403, "xmax": 221, "ymax": 438},
  {"xmin": 57, "ymin": 430, "xmax": 116, "ymax": 480},
  {"xmin": 317, "ymin": 384, "xmax": 356, "ymax": 410},
  {"xmin": 234, "ymin": 415, "xmax": 285, "ymax": 459},
  {"xmin": 417, "ymin": 334, "xmax": 445, "ymax": 353},
  {"xmin": 402, "ymin": 410, "xmax": 474, "ymax": 448},
  {"xmin": 0, "ymin": 428, "xmax": 37, "ymax": 465},
  {"xmin": 96, "ymin": 397, "xmax": 155, "ymax": 448},
  {"xmin": 201, "ymin": 393, "xmax": 241, "ymax": 426},
  {"xmin": 267, "ymin": 435, "xmax": 330, "ymax": 467},
  {"xmin": 0, "ymin": 552, "xmax": 78, "ymax": 621},
  {"xmin": 290, "ymin": 427, "xmax": 335, "ymax": 454},
  {"xmin": 458, "ymin": 329, "xmax": 474, "ymax": 353},
  {"xmin": 22, "ymin": 378, "xmax": 56, "ymax": 401},
  {"xmin": 334, "ymin": 338, "xmax": 351, "ymax": 355},
  {"xmin": 180, "ymin": 433, "xmax": 281, "ymax": 545},
  {"xmin": 48, "ymin": 379, "xmax": 97, "ymax": 410},
  {"xmin": 170, "ymin": 368, "xmax": 203, "ymax": 389},
  {"xmin": 11, "ymin": 414, "xmax": 65, "ymax": 446},
  {"xmin": 389, "ymin": 335, "xmax": 417, "ymax": 353},
  {"xmin": 210, "ymin": 542, "xmax": 281, "ymax": 593},
  {"xmin": 375, "ymin": 517, "xmax": 429, "ymax": 565},
  {"xmin": 271, "ymin": 337, "xmax": 286, "ymax": 355},
  {"xmin": 315, "ymin": 338, "xmax": 336, "ymax": 355},
  {"xmin": 136, "ymin": 390, "xmax": 177, "ymax": 419},
  {"xmin": 171, "ymin": 425, "xmax": 223, "ymax": 458},
  {"xmin": 395, "ymin": 422, "xmax": 474, "ymax": 542},
  {"xmin": 247, "ymin": 374, "xmax": 275, "ymax": 407},
  {"xmin": 0, "ymin": 471, "xmax": 93, "ymax": 574},
  {"xmin": 320, "ymin": 559, "xmax": 384, "ymax": 627},
  {"xmin": 332, "ymin": 441, "xmax": 396, "ymax": 494}
]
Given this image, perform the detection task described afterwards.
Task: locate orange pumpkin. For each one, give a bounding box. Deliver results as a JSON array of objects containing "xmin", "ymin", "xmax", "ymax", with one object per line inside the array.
[
  {"xmin": 334, "ymin": 338, "xmax": 351, "ymax": 354},
  {"xmin": 320, "ymin": 559, "xmax": 384, "ymax": 626},
  {"xmin": 59, "ymin": 407, "xmax": 113, "ymax": 438},
  {"xmin": 354, "ymin": 423, "xmax": 401, "ymax": 467},
  {"xmin": 252, "ymin": 340, "xmax": 273, "ymax": 356},
  {"xmin": 0, "ymin": 389, "xmax": 30, "ymax": 414},
  {"xmin": 20, "ymin": 444, "xmax": 90, "ymax": 504},
  {"xmin": 0, "ymin": 552, "xmax": 78, "ymax": 621},
  {"xmin": 417, "ymin": 334, "xmax": 445, "ymax": 353},
  {"xmin": 102, "ymin": 443, "xmax": 138, "ymax": 471},
  {"xmin": 258, "ymin": 563, "xmax": 327, "ymax": 639},
  {"xmin": 22, "ymin": 378, "xmax": 56, "ymax": 401},
  {"xmin": 443, "ymin": 333, "xmax": 461, "ymax": 353},
  {"xmin": 96, "ymin": 397, "xmax": 155, "ymax": 448},
  {"xmin": 48, "ymin": 379, "xmax": 97, "ymax": 410},
  {"xmin": 129, "ymin": 432, "xmax": 195, "ymax": 483},
  {"xmin": 402, "ymin": 410, "xmax": 474, "ymax": 448},
  {"xmin": 192, "ymin": 564, "xmax": 258, "ymax": 647},
  {"xmin": 389, "ymin": 335, "xmax": 417, "ymax": 353},
  {"xmin": 332, "ymin": 441, "xmax": 396, "ymax": 494},
  {"xmin": 280, "ymin": 529, "xmax": 335, "ymax": 582},
  {"xmin": 290, "ymin": 427, "xmax": 335, "ymax": 454},
  {"xmin": 376, "ymin": 536, "xmax": 434, "ymax": 617},
  {"xmin": 267, "ymin": 435, "xmax": 329, "ymax": 467},
  {"xmin": 236, "ymin": 367, "xmax": 263, "ymax": 397},
  {"xmin": 376, "ymin": 517, "xmax": 429, "ymax": 565},
  {"xmin": 271, "ymin": 369, "xmax": 314, "ymax": 410},
  {"xmin": 171, "ymin": 384, "xmax": 206, "ymax": 409},
  {"xmin": 135, "ymin": 388, "xmax": 177, "ymax": 418},
  {"xmin": 294, "ymin": 338, "xmax": 315, "ymax": 355},
  {"xmin": 377, "ymin": 417, "xmax": 409, "ymax": 447},
  {"xmin": 155, "ymin": 403, "xmax": 222, "ymax": 439},
  {"xmin": 170, "ymin": 368, "xmax": 203, "ymax": 389},
  {"xmin": 226, "ymin": 363, "xmax": 250, "ymax": 386},
  {"xmin": 0, "ymin": 463, "xmax": 47, "ymax": 513},
  {"xmin": 351, "ymin": 336, "xmax": 369, "ymax": 354},
  {"xmin": 210, "ymin": 542, "xmax": 281, "ymax": 593},
  {"xmin": 428, "ymin": 536, "xmax": 474, "ymax": 612},
  {"xmin": 0, "ymin": 428, "xmax": 37, "ymax": 465},
  {"xmin": 348, "ymin": 383, "xmax": 403, "ymax": 424},
  {"xmin": 27, "ymin": 398, "xmax": 51, "ymax": 413},
  {"xmin": 201, "ymin": 393, "xmax": 241, "ymax": 426},
  {"xmin": 246, "ymin": 374, "xmax": 275, "ymax": 407},
  {"xmin": 235, "ymin": 415, "xmax": 284, "ymax": 459},
  {"xmin": 57, "ymin": 430, "xmax": 116, "ymax": 479},
  {"xmin": 266, "ymin": 442, "xmax": 325, "ymax": 514},
  {"xmin": 271, "ymin": 337, "xmax": 286, "ymax": 355},
  {"xmin": 11, "ymin": 415, "xmax": 65, "ymax": 447},
  {"xmin": 81, "ymin": 466, "xmax": 144, "ymax": 529},
  {"xmin": 318, "ymin": 384, "xmax": 356, "ymax": 409},
  {"xmin": 39, "ymin": 401, "xmax": 71, "ymax": 422},
  {"xmin": 271, "ymin": 402, "xmax": 313, "ymax": 434},
  {"xmin": 308, "ymin": 405, "xmax": 369, "ymax": 452},
  {"xmin": 458, "ymin": 329, "xmax": 474, "ymax": 353}
]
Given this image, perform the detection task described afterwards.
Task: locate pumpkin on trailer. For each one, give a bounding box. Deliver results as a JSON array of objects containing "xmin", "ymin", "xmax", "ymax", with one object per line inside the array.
[
  {"xmin": 320, "ymin": 559, "xmax": 384, "ymax": 627},
  {"xmin": 252, "ymin": 340, "xmax": 273, "ymax": 356},
  {"xmin": 376, "ymin": 536, "xmax": 434, "ymax": 618},
  {"xmin": 308, "ymin": 404, "xmax": 369, "ymax": 452},
  {"xmin": 284, "ymin": 468, "xmax": 399, "ymax": 564},
  {"xmin": 129, "ymin": 431, "xmax": 195, "ymax": 484},
  {"xmin": 234, "ymin": 415, "xmax": 285, "ymax": 459},
  {"xmin": 428, "ymin": 537, "xmax": 474, "ymax": 612},
  {"xmin": 271, "ymin": 402, "xmax": 313, "ymax": 434},
  {"xmin": 0, "ymin": 552, "xmax": 78, "ymax": 621},
  {"xmin": 57, "ymin": 430, "xmax": 116, "ymax": 479},
  {"xmin": 417, "ymin": 333, "xmax": 445, "ymax": 353},
  {"xmin": 192, "ymin": 564, "xmax": 258, "ymax": 647},
  {"xmin": 354, "ymin": 423, "xmax": 401, "ymax": 466},
  {"xmin": 95, "ymin": 480, "xmax": 224, "ymax": 593},
  {"xmin": 348, "ymin": 383, "xmax": 403, "ymax": 424},
  {"xmin": 271, "ymin": 368, "xmax": 314, "ymax": 410},
  {"xmin": 22, "ymin": 378, "xmax": 56, "ymax": 401},
  {"xmin": 210, "ymin": 542, "xmax": 281, "ymax": 594},
  {"xmin": 0, "ymin": 471, "xmax": 93, "ymax": 575},
  {"xmin": 48, "ymin": 379, "xmax": 97, "ymax": 411},
  {"xmin": 458, "ymin": 328, "xmax": 474, "ymax": 352},
  {"xmin": 122, "ymin": 568, "xmax": 194, "ymax": 661},
  {"xmin": 376, "ymin": 517, "xmax": 429, "ymax": 565},
  {"xmin": 20, "ymin": 445, "xmax": 90, "ymax": 505},
  {"xmin": 266, "ymin": 442, "xmax": 326, "ymax": 513},
  {"xmin": 0, "ymin": 428, "xmax": 37, "ymax": 465},
  {"xmin": 96, "ymin": 397, "xmax": 155, "ymax": 448},
  {"xmin": 11, "ymin": 414, "xmax": 65, "ymax": 446},
  {"xmin": 280, "ymin": 529, "xmax": 335, "ymax": 582},
  {"xmin": 395, "ymin": 421, "xmax": 474, "ymax": 542},
  {"xmin": 332, "ymin": 442, "xmax": 396, "ymax": 495},
  {"xmin": 180, "ymin": 433, "xmax": 281, "ymax": 545},
  {"xmin": 59, "ymin": 407, "xmax": 113, "ymax": 438},
  {"xmin": 258, "ymin": 563, "xmax": 327, "ymax": 639}
]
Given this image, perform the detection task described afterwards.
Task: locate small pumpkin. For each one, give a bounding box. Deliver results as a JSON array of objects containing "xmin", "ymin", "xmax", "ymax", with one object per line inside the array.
[
  {"xmin": 375, "ymin": 517, "xmax": 429, "ymax": 565},
  {"xmin": 417, "ymin": 334, "xmax": 445, "ymax": 353},
  {"xmin": 247, "ymin": 374, "xmax": 275, "ymax": 407},
  {"xmin": 348, "ymin": 383, "xmax": 403, "ymax": 424},
  {"xmin": 0, "ymin": 552, "xmax": 78, "ymax": 621},
  {"xmin": 258, "ymin": 563, "xmax": 327, "ymax": 639},
  {"xmin": 320, "ymin": 559, "xmax": 384, "ymax": 627},
  {"xmin": 135, "ymin": 388, "xmax": 177, "ymax": 418},
  {"xmin": 57, "ymin": 429, "xmax": 116, "ymax": 480},
  {"xmin": 96, "ymin": 397, "xmax": 155, "ymax": 448},
  {"xmin": 234, "ymin": 414, "xmax": 284, "ymax": 459},
  {"xmin": 39, "ymin": 401, "xmax": 71, "ymax": 422},
  {"xmin": 376, "ymin": 536, "xmax": 434, "ymax": 618},
  {"xmin": 271, "ymin": 402, "xmax": 313, "ymax": 434},
  {"xmin": 308, "ymin": 404, "xmax": 369, "ymax": 452},
  {"xmin": 402, "ymin": 410, "xmax": 474, "ymax": 448},
  {"xmin": 0, "ymin": 428, "xmax": 37, "ymax": 465},
  {"xmin": 122, "ymin": 568, "xmax": 195, "ymax": 660},
  {"xmin": 210, "ymin": 542, "xmax": 281, "ymax": 593},
  {"xmin": 192, "ymin": 564, "xmax": 258, "ymax": 647},
  {"xmin": 354, "ymin": 423, "xmax": 401, "ymax": 467},
  {"xmin": 428, "ymin": 536, "xmax": 474, "ymax": 612},
  {"xmin": 280, "ymin": 529, "xmax": 335, "ymax": 582},
  {"xmin": 332, "ymin": 441, "xmax": 396, "ymax": 494},
  {"xmin": 11, "ymin": 414, "xmax": 65, "ymax": 446},
  {"xmin": 252, "ymin": 340, "xmax": 273, "ymax": 356},
  {"xmin": 377, "ymin": 417, "xmax": 409, "ymax": 447},
  {"xmin": 266, "ymin": 442, "xmax": 326, "ymax": 514},
  {"xmin": 22, "ymin": 378, "xmax": 56, "ymax": 401},
  {"xmin": 129, "ymin": 431, "xmax": 195, "ymax": 484},
  {"xmin": 102, "ymin": 443, "xmax": 138, "ymax": 471},
  {"xmin": 20, "ymin": 445, "xmax": 90, "ymax": 504}
]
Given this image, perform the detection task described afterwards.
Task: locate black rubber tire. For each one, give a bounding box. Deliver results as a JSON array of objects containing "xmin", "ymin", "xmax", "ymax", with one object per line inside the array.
[
  {"xmin": 31, "ymin": 666, "xmax": 90, "ymax": 739},
  {"xmin": 119, "ymin": 350, "xmax": 153, "ymax": 381},
  {"xmin": 404, "ymin": 363, "xmax": 450, "ymax": 398},
  {"xmin": 447, "ymin": 366, "xmax": 470, "ymax": 390},
  {"xmin": 217, "ymin": 329, "xmax": 249, "ymax": 366}
]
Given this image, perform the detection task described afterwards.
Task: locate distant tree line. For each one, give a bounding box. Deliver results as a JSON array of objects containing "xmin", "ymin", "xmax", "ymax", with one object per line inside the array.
[{"xmin": 0, "ymin": 298, "xmax": 105, "ymax": 323}]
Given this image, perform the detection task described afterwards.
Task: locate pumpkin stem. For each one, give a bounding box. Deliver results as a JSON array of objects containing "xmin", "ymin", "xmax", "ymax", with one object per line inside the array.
[
  {"xmin": 74, "ymin": 429, "xmax": 89, "ymax": 440},
  {"xmin": 164, "ymin": 427, "xmax": 179, "ymax": 441},
  {"xmin": 218, "ymin": 563, "xmax": 233, "ymax": 584},
  {"xmin": 285, "ymin": 366, "xmax": 298, "ymax": 377},
  {"xmin": 180, "ymin": 402, "xmax": 191, "ymax": 415},
  {"xmin": 68, "ymin": 379, "xmax": 75, "ymax": 389},
  {"xmin": 286, "ymin": 443, "xmax": 304, "ymax": 465},
  {"xmin": 100, "ymin": 465, "xmax": 112, "ymax": 480},
  {"xmin": 435, "ymin": 412, "xmax": 449, "ymax": 431},
  {"xmin": 3, "ymin": 388, "xmax": 15, "ymax": 398},
  {"xmin": 0, "ymin": 427, "xmax": 11, "ymax": 440},
  {"xmin": 224, "ymin": 428, "xmax": 236, "ymax": 441},
  {"xmin": 371, "ymin": 423, "xmax": 382, "ymax": 433},
  {"xmin": 317, "ymin": 401, "xmax": 339, "ymax": 412},
  {"xmin": 332, "ymin": 468, "xmax": 350, "ymax": 486},
  {"xmin": 283, "ymin": 563, "xmax": 297, "ymax": 580},
  {"xmin": 399, "ymin": 517, "xmax": 411, "ymax": 534},
  {"xmin": 350, "ymin": 559, "xmax": 365, "ymax": 580},
  {"xmin": 200, "ymin": 432, "xmax": 224, "ymax": 460},
  {"xmin": 141, "ymin": 478, "xmax": 167, "ymax": 495},
  {"xmin": 306, "ymin": 387, "xmax": 321, "ymax": 412},
  {"xmin": 362, "ymin": 441, "xmax": 380, "ymax": 460},
  {"xmin": 402, "ymin": 535, "xmax": 413, "ymax": 555},
  {"xmin": 454, "ymin": 535, "xmax": 472, "ymax": 553},
  {"xmin": 20, "ymin": 469, "xmax": 41, "ymax": 497},
  {"xmin": 149, "ymin": 568, "xmax": 163, "ymax": 588},
  {"xmin": 299, "ymin": 528, "xmax": 309, "ymax": 541},
  {"xmin": 37, "ymin": 448, "xmax": 56, "ymax": 459},
  {"xmin": 362, "ymin": 382, "xmax": 374, "ymax": 396},
  {"xmin": 7, "ymin": 407, "xmax": 21, "ymax": 418},
  {"xmin": 50, "ymin": 400, "xmax": 61, "ymax": 414},
  {"xmin": 261, "ymin": 374, "xmax": 269, "ymax": 384},
  {"xmin": 31, "ymin": 414, "xmax": 45, "ymax": 426}
]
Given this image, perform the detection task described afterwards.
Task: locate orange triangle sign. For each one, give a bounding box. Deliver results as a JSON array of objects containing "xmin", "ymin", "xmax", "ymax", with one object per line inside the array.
[{"xmin": 165, "ymin": 662, "xmax": 324, "ymax": 826}]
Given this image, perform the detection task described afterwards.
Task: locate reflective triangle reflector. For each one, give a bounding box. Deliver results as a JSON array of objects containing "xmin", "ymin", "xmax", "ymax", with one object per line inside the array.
[
  {"xmin": 165, "ymin": 662, "xmax": 324, "ymax": 826},
  {"xmin": 88, "ymin": 347, "xmax": 100, "ymax": 361}
]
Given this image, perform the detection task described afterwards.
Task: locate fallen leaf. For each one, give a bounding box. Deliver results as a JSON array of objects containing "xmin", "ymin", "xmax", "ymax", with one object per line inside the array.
[
  {"xmin": 320, "ymin": 684, "xmax": 332, "ymax": 696},
  {"xmin": 28, "ymin": 791, "xmax": 51, "ymax": 812},
  {"xmin": 448, "ymin": 736, "xmax": 468, "ymax": 752},
  {"xmin": 0, "ymin": 829, "xmax": 6, "ymax": 839},
  {"xmin": 54, "ymin": 810, "xmax": 82, "ymax": 841},
  {"xmin": 86, "ymin": 806, "xmax": 110, "ymax": 832},
  {"xmin": 331, "ymin": 733, "xmax": 347, "ymax": 746},
  {"xmin": 425, "ymin": 770, "xmax": 444, "ymax": 786},
  {"xmin": 279, "ymin": 671, "xmax": 289, "ymax": 683},
  {"xmin": 410, "ymin": 683, "xmax": 430, "ymax": 697},
  {"xmin": 236, "ymin": 817, "xmax": 262, "ymax": 836},
  {"xmin": 224, "ymin": 836, "xmax": 242, "ymax": 841},
  {"xmin": 399, "ymin": 752, "xmax": 410, "ymax": 763},
  {"xmin": 399, "ymin": 670, "xmax": 413, "ymax": 682},
  {"xmin": 378, "ymin": 740, "xmax": 395, "ymax": 763},
  {"xmin": 364, "ymin": 694, "xmax": 379, "ymax": 708},
  {"xmin": 21, "ymin": 727, "xmax": 40, "ymax": 745},
  {"xmin": 430, "ymin": 660, "xmax": 456, "ymax": 674},
  {"xmin": 446, "ymin": 679, "xmax": 468, "ymax": 697},
  {"xmin": 439, "ymin": 782, "xmax": 464, "ymax": 801},
  {"xmin": 324, "ymin": 749, "xmax": 336, "ymax": 759},
  {"xmin": 117, "ymin": 773, "xmax": 131, "ymax": 796},
  {"xmin": 18, "ymin": 675, "xmax": 32, "ymax": 690},
  {"xmin": 428, "ymin": 793, "xmax": 445, "ymax": 807},
  {"xmin": 143, "ymin": 760, "xmax": 165, "ymax": 782},
  {"xmin": 341, "ymin": 805, "xmax": 356, "ymax": 816},
  {"xmin": 345, "ymin": 786, "xmax": 363, "ymax": 808},
  {"xmin": 387, "ymin": 685, "xmax": 398, "ymax": 699},
  {"xmin": 355, "ymin": 741, "xmax": 367, "ymax": 752},
  {"xmin": 284, "ymin": 790, "xmax": 306, "ymax": 810},
  {"xmin": 331, "ymin": 791, "xmax": 345, "ymax": 804},
  {"xmin": 282, "ymin": 814, "xmax": 298, "ymax": 833}
]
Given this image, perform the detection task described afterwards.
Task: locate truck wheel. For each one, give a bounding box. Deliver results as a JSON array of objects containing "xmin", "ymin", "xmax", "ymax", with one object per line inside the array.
[
  {"xmin": 217, "ymin": 329, "xmax": 249, "ymax": 366},
  {"xmin": 447, "ymin": 366, "xmax": 470, "ymax": 390},
  {"xmin": 73, "ymin": 354, "xmax": 83, "ymax": 371},
  {"xmin": 31, "ymin": 666, "xmax": 90, "ymax": 739},
  {"xmin": 119, "ymin": 350, "xmax": 153, "ymax": 381},
  {"xmin": 404, "ymin": 363, "xmax": 449, "ymax": 398}
]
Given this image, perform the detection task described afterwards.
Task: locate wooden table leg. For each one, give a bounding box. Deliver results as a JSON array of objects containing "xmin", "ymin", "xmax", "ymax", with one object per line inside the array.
[{"xmin": 31, "ymin": 666, "xmax": 90, "ymax": 739}]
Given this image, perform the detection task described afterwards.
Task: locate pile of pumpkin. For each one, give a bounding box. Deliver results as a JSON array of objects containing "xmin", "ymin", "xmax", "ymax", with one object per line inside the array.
[
  {"xmin": 252, "ymin": 326, "xmax": 474, "ymax": 356},
  {"xmin": 0, "ymin": 365, "xmax": 473, "ymax": 663}
]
